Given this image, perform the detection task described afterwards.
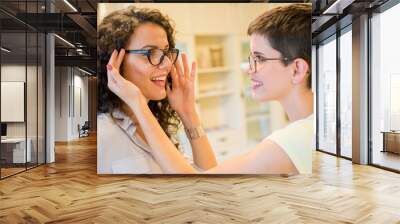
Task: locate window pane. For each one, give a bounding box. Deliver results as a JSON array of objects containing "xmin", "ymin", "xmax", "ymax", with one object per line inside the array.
[
  {"xmin": 371, "ymin": 3, "xmax": 400, "ymax": 171},
  {"xmin": 1, "ymin": 30, "xmax": 28, "ymax": 177},
  {"xmin": 317, "ymin": 36, "xmax": 337, "ymax": 154},
  {"xmin": 27, "ymin": 31, "xmax": 38, "ymax": 169},
  {"xmin": 340, "ymin": 28, "xmax": 352, "ymax": 158}
]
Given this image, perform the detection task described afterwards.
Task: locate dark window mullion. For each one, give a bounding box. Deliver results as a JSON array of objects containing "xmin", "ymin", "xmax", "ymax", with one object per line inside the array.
[
  {"xmin": 36, "ymin": 0, "xmax": 39, "ymax": 167},
  {"xmin": 336, "ymin": 29, "xmax": 341, "ymax": 157},
  {"xmin": 25, "ymin": 0, "xmax": 28, "ymax": 171},
  {"xmin": 316, "ymin": 44, "xmax": 320, "ymax": 150},
  {"xmin": 367, "ymin": 11, "xmax": 373, "ymax": 166}
]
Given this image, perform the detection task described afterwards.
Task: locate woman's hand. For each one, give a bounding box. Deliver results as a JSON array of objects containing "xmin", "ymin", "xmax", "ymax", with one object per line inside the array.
[
  {"xmin": 107, "ymin": 49, "xmax": 146, "ymax": 110},
  {"xmin": 166, "ymin": 53, "xmax": 198, "ymax": 126}
]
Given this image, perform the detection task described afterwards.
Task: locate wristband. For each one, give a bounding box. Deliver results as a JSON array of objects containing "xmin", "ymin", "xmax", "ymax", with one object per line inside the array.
[{"xmin": 184, "ymin": 125, "xmax": 205, "ymax": 140}]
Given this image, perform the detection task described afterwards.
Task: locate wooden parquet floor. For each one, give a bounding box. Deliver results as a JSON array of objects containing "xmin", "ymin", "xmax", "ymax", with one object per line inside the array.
[{"xmin": 1, "ymin": 135, "xmax": 400, "ymax": 223}]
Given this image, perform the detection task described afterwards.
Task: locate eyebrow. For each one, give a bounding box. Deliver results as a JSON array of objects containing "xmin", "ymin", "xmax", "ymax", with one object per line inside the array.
[
  {"xmin": 253, "ymin": 51, "xmax": 265, "ymax": 56},
  {"xmin": 141, "ymin": 44, "xmax": 169, "ymax": 49}
]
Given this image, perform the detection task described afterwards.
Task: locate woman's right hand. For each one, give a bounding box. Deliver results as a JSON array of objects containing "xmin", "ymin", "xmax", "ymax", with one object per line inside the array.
[{"xmin": 107, "ymin": 49, "xmax": 146, "ymax": 110}]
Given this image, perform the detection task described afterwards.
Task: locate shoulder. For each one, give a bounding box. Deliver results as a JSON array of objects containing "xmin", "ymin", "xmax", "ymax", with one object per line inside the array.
[
  {"xmin": 97, "ymin": 113, "xmax": 119, "ymax": 136},
  {"xmin": 97, "ymin": 112, "xmax": 113, "ymax": 126},
  {"xmin": 97, "ymin": 113, "xmax": 122, "ymax": 149},
  {"xmin": 265, "ymin": 114, "xmax": 314, "ymax": 174}
]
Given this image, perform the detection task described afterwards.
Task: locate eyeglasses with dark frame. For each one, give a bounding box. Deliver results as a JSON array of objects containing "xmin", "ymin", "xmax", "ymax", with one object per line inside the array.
[
  {"xmin": 125, "ymin": 48, "xmax": 180, "ymax": 66},
  {"xmin": 248, "ymin": 54, "xmax": 290, "ymax": 73}
]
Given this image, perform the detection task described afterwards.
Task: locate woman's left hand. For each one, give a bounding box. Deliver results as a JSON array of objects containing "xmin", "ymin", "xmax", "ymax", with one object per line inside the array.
[
  {"xmin": 167, "ymin": 53, "xmax": 198, "ymax": 123},
  {"xmin": 107, "ymin": 49, "xmax": 146, "ymax": 109}
]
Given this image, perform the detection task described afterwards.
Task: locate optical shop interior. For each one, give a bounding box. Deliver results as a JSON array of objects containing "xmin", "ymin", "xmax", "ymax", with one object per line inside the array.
[{"xmin": 97, "ymin": 3, "xmax": 291, "ymax": 164}]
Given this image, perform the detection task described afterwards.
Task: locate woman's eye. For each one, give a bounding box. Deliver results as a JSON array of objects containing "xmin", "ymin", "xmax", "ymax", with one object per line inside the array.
[{"xmin": 255, "ymin": 56, "xmax": 265, "ymax": 61}]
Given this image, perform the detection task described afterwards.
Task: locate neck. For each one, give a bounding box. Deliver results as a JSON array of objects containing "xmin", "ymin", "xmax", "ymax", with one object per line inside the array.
[{"xmin": 278, "ymin": 87, "xmax": 313, "ymax": 123}]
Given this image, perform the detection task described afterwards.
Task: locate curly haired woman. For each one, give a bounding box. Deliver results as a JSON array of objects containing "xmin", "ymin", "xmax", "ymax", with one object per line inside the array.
[{"xmin": 97, "ymin": 6, "xmax": 217, "ymax": 174}]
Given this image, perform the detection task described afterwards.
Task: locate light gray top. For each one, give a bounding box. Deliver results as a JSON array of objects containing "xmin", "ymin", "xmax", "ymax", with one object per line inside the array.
[{"xmin": 97, "ymin": 109, "xmax": 193, "ymax": 174}]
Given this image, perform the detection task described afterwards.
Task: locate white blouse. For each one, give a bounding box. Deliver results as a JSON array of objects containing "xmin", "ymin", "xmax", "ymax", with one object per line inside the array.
[
  {"xmin": 266, "ymin": 114, "xmax": 314, "ymax": 174},
  {"xmin": 97, "ymin": 109, "xmax": 192, "ymax": 174}
]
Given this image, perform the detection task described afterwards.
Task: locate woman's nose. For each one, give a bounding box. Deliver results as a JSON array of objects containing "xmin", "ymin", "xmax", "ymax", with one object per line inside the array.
[{"xmin": 158, "ymin": 55, "xmax": 172, "ymax": 70}]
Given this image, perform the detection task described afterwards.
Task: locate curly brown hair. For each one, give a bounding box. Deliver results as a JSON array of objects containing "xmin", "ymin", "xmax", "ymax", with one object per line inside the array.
[{"xmin": 97, "ymin": 6, "xmax": 181, "ymax": 148}]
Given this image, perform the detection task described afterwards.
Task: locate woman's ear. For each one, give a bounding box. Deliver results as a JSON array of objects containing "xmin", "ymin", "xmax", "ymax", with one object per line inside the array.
[{"xmin": 291, "ymin": 58, "xmax": 309, "ymax": 86}]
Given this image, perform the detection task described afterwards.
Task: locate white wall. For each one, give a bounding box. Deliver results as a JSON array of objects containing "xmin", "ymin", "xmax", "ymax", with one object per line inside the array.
[
  {"xmin": 71, "ymin": 72, "xmax": 89, "ymax": 139},
  {"xmin": 55, "ymin": 66, "xmax": 69, "ymax": 141},
  {"xmin": 54, "ymin": 67, "xmax": 89, "ymax": 141},
  {"xmin": 1, "ymin": 65, "xmax": 39, "ymax": 138},
  {"xmin": 1, "ymin": 67, "xmax": 25, "ymax": 125}
]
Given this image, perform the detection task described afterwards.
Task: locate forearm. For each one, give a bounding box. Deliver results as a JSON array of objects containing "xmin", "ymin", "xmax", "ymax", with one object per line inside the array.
[
  {"xmin": 130, "ymin": 99, "xmax": 196, "ymax": 173},
  {"xmin": 180, "ymin": 113, "xmax": 218, "ymax": 170}
]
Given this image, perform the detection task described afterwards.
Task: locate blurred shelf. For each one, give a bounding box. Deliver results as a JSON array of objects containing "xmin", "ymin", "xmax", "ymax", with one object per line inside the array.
[
  {"xmin": 204, "ymin": 125, "xmax": 232, "ymax": 134},
  {"xmin": 197, "ymin": 66, "xmax": 231, "ymax": 74},
  {"xmin": 246, "ymin": 113, "xmax": 269, "ymax": 122},
  {"xmin": 246, "ymin": 109, "xmax": 269, "ymax": 116},
  {"xmin": 198, "ymin": 89, "xmax": 235, "ymax": 99}
]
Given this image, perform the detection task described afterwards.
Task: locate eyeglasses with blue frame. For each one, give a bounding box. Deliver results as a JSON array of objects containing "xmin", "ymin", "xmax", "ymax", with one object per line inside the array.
[{"xmin": 125, "ymin": 48, "xmax": 180, "ymax": 66}]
